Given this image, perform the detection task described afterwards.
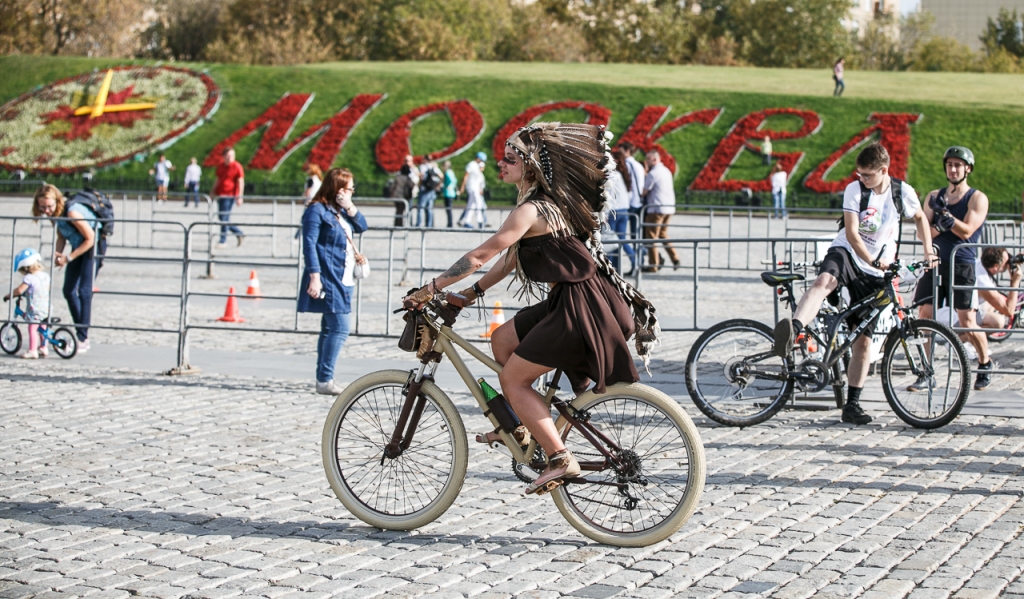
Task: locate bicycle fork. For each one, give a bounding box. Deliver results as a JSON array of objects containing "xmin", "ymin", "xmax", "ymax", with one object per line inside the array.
[{"xmin": 382, "ymin": 363, "xmax": 435, "ymax": 461}]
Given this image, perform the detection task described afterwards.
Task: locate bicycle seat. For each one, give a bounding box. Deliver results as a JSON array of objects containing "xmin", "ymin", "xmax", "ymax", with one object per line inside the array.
[{"xmin": 760, "ymin": 272, "xmax": 805, "ymax": 287}]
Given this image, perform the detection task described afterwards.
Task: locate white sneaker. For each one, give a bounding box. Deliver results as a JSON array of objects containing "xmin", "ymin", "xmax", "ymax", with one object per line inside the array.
[
  {"xmin": 964, "ymin": 344, "xmax": 978, "ymax": 362},
  {"xmin": 316, "ymin": 380, "xmax": 344, "ymax": 395},
  {"xmin": 20, "ymin": 350, "xmax": 38, "ymax": 359},
  {"xmin": 38, "ymin": 345, "xmax": 48, "ymax": 358},
  {"xmin": 77, "ymin": 339, "xmax": 90, "ymax": 354}
]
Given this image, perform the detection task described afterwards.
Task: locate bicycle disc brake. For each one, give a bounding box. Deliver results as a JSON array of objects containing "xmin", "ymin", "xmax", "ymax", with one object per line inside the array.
[
  {"xmin": 794, "ymin": 359, "xmax": 829, "ymax": 393},
  {"xmin": 724, "ymin": 356, "xmax": 751, "ymax": 387}
]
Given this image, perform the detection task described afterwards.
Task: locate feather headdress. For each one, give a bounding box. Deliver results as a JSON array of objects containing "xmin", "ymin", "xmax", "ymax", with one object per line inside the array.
[{"xmin": 506, "ymin": 122, "xmax": 660, "ymax": 369}]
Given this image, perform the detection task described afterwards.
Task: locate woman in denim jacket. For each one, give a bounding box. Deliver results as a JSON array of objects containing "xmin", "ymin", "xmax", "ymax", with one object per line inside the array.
[{"xmin": 298, "ymin": 168, "xmax": 368, "ymax": 394}]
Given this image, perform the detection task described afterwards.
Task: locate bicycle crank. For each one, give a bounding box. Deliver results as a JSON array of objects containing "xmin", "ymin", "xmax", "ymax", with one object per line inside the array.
[{"xmin": 794, "ymin": 359, "xmax": 830, "ymax": 393}]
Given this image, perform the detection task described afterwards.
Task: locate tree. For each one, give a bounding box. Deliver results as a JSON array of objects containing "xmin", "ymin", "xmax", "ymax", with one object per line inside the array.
[
  {"xmin": 723, "ymin": 0, "xmax": 851, "ymax": 68},
  {"xmin": 981, "ymin": 8, "xmax": 1024, "ymax": 59},
  {"xmin": 910, "ymin": 36, "xmax": 977, "ymax": 72},
  {"xmin": 854, "ymin": 10, "xmax": 933, "ymax": 71},
  {"xmin": 138, "ymin": 0, "xmax": 224, "ymax": 61}
]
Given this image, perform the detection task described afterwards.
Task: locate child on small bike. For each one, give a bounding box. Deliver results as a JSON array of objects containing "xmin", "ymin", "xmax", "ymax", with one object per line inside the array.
[{"xmin": 4, "ymin": 248, "xmax": 50, "ymax": 359}]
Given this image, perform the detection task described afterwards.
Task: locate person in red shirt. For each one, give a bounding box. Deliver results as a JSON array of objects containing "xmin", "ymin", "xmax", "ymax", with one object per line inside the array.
[{"xmin": 213, "ymin": 147, "xmax": 245, "ymax": 246}]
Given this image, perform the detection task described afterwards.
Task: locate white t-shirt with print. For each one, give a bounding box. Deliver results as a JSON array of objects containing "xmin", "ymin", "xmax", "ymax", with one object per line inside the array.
[
  {"xmin": 830, "ymin": 179, "xmax": 920, "ymax": 277},
  {"xmin": 154, "ymin": 159, "xmax": 172, "ymax": 181}
]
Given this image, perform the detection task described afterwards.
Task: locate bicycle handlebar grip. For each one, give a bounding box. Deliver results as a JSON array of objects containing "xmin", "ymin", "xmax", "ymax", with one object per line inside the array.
[{"xmin": 446, "ymin": 293, "xmax": 470, "ymax": 309}]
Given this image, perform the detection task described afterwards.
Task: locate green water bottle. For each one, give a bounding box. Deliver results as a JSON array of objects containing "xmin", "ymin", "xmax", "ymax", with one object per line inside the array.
[{"xmin": 478, "ymin": 378, "xmax": 521, "ymax": 433}]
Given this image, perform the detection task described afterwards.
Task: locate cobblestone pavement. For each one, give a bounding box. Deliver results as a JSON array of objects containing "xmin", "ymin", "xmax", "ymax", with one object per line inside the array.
[{"xmin": 2, "ymin": 357, "xmax": 1024, "ymax": 599}]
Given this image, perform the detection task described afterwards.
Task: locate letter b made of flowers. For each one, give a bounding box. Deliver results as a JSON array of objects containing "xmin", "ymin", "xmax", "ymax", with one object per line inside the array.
[{"xmin": 690, "ymin": 108, "xmax": 822, "ymax": 192}]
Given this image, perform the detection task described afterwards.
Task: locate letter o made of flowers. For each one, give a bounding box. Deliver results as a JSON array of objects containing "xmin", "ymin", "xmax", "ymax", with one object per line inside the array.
[
  {"xmin": 375, "ymin": 100, "xmax": 485, "ymax": 174},
  {"xmin": 491, "ymin": 101, "xmax": 612, "ymax": 160}
]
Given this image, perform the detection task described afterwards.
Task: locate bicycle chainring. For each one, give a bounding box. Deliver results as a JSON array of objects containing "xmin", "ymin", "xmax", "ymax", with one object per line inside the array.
[
  {"xmin": 511, "ymin": 446, "xmax": 546, "ymax": 483},
  {"xmin": 795, "ymin": 359, "xmax": 829, "ymax": 393}
]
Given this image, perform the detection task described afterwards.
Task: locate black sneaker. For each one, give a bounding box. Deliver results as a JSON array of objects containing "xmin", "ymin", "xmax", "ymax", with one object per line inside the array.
[
  {"xmin": 974, "ymin": 360, "xmax": 994, "ymax": 391},
  {"xmin": 907, "ymin": 374, "xmax": 936, "ymax": 392},
  {"xmin": 841, "ymin": 400, "xmax": 873, "ymax": 425},
  {"xmin": 773, "ymin": 318, "xmax": 795, "ymax": 359}
]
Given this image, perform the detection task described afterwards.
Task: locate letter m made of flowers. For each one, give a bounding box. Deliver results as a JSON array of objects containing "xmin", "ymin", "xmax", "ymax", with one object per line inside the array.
[{"xmin": 204, "ymin": 93, "xmax": 386, "ymax": 171}]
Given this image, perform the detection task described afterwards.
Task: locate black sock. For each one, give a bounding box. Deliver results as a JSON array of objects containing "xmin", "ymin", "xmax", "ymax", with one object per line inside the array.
[
  {"xmin": 792, "ymin": 319, "xmax": 804, "ymax": 335},
  {"xmin": 847, "ymin": 387, "xmax": 862, "ymax": 404}
]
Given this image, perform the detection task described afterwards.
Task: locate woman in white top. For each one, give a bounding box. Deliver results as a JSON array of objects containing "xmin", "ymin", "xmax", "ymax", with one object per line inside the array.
[
  {"xmin": 606, "ymin": 149, "xmax": 637, "ymax": 274},
  {"xmin": 770, "ymin": 163, "xmax": 788, "ymax": 219}
]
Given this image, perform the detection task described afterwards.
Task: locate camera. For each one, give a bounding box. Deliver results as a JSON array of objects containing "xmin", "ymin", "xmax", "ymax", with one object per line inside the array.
[{"xmin": 1009, "ymin": 254, "xmax": 1024, "ymax": 269}]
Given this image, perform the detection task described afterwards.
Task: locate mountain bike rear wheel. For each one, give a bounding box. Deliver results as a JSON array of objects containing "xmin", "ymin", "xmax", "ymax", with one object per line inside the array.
[
  {"xmin": 881, "ymin": 318, "xmax": 970, "ymax": 429},
  {"xmin": 551, "ymin": 383, "xmax": 705, "ymax": 547},
  {"xmin": 685, "ymin": 319, "xmax": 792, "ymax": 426},
  {"xmin": 322, "ymin": 369, "xmax": 468, "ymax": 530}
]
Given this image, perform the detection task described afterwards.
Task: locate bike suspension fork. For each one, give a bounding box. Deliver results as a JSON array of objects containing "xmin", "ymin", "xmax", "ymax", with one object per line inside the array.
[{"xmin": 382, "ymin": 362, "xmax": 435, "ymax": 460}]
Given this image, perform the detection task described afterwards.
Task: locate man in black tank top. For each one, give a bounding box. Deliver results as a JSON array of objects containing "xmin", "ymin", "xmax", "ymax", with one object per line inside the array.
[{"xmin": 914, "ymin": 146, "xmax": 993, "ymax": 390}]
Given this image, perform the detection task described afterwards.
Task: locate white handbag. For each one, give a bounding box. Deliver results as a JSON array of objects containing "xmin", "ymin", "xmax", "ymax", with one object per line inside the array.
[{"xmin": 344, "ymin": 229, "xmax": 369, "ymax": 280}]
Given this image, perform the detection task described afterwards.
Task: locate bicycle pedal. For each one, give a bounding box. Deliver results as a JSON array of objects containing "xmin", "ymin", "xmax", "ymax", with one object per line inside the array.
[{"xmin": 533, "ymin": 480, "xmax": 562, "ymax": 496}]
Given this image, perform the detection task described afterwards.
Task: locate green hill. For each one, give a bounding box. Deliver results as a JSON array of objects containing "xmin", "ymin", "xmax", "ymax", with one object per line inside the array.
[{"xmin": 2, "ymin": 55, "xmax": 1023, "ymax": 211}]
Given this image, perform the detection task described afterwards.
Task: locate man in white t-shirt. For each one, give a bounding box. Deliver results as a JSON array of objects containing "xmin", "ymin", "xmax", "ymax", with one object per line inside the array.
[
  {"xmin": 976, "ymin": 247, "xmax": 1022, "ymax": 331},
  {"xmin": 183, "ymin": 157, "xmax": 202, "ymax": 207},
  {"xmin": 773, "ymin": 143, "xmax": 935, "ymax": 425},
  {"xmin": 459, "ymin": 152, "xmax": 488, "ymax": 228},
  {"xmin": 619, "ymin": 142, "xmax": 646, "ymax": 241},
  {"xmin": 149, "ymin": 154, "xmax": 174, "ymax": 203}
]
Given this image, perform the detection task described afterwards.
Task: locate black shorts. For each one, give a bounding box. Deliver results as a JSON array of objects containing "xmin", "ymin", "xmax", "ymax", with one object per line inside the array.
[
  {"xmin": 818, "ymin": 248, "xmax": 887, "ymax": 332},
  {"xmin": 913, "ymin": 261, "xmax": 976, "ymax": 311}
]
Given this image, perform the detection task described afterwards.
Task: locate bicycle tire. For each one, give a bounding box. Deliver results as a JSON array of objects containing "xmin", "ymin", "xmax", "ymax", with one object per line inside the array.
[
  {"xmin": 322, "ymin": 369, "xmax": 468, "ymax": 530},
  {"xmin": 550, "ymin": 383, "xmax": 705, "ymax": 547},
  {"xmin": 880, "ymin": 318, "xmax": 970, "ymax": 429},
  {"xmin": 51, "ymin": 327, "xmax": 77, "ymax": 359},
  {"xmin": 987, "ymin": 314, "xmax": 1016, "ymax": 342},
  {"xmin": 0, "ymin": 323, "xmax": 21, "ymax": 355},
  {"xmin": 685, "ymin": 319, "xmax": 792, "ymax": 427}
]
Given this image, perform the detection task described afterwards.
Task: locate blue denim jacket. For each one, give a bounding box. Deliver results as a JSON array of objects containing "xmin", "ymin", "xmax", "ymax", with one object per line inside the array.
[
  {"xmin": 58, "ymin": 203, "xmax": 101, "ymax": 251},
  {"xmin": 297, "ymin": 202, "xmax": 368, "ymax": 314}
]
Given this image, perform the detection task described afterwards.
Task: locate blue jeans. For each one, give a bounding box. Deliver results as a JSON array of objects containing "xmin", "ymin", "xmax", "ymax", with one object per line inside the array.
[
  {"xmin": 416, "ymin": 190, "xmax": 436, "ymax": 228},
  {"xmin": 607, "ymin": 212, "xmax": 636, "ymax": 272},
  {"xmin": 316, "ymin": 311, "xmax": 351, "ymax": 383},
  {"xmin": 834, "ymin": 79, "xmax": 845, "ymax": 96},
  {"xmin": 773, "ymin": 190, "xmax": 787, "ymax": 219},
  {"xmin": 217, "ymin": 196, "xmax": 243, "ymax": 243},
  {"xmin": 63, "ymin": 251, "xmax": 95, "ymax": 342},
  {"xmin": 186, "ymin": 182, "xmax": 200, "ymax": 207}
]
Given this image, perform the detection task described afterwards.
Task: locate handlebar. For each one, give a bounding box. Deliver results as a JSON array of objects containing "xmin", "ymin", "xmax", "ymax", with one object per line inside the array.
[{"xmin": 395, "ymin": 291, "xmax": 471, "ymax": 328}]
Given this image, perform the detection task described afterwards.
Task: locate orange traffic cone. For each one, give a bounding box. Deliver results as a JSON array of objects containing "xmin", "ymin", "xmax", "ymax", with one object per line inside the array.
[
  {"xmin": 245, "ymin": 270, "xmax": 261, "ymax": 297},
  {"xmin": 217, "ymin": 287, "xmax": 246, "ymax": 322},
  {"xmin": 481, "ymin": 301, "xmax": 505, "ymax": 338}
]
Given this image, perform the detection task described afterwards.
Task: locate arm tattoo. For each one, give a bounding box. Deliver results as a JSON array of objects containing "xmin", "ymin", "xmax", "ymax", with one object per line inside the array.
[{"xmin": 440, "ymin": 256, "xmax": 475, "ymax": 281}]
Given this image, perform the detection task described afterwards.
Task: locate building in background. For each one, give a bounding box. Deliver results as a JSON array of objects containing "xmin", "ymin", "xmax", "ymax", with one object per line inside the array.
[
  {"xmin": 921, "ymin": 0, "xmax": 1024, "ymax": 50},
  {"xmin": 846, "ymin": 0, "xmax": 898, "ymax": 35}
]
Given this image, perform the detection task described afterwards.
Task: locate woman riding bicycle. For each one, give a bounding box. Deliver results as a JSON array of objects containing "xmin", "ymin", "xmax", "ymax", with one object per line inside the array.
[{"xmin": 404, "ymin": 123, "xmax": 659, "ymax": 495}]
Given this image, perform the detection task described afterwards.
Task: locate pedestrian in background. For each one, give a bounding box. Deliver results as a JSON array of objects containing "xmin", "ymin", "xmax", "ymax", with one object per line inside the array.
[
  {"xmin": 762, "ymin": 136, "xmax": 773, "ymax": 165},
  {"xmin": 32, "ymin": 184, "xmax": 99, "ymax": 352},
  {"xmin": 183, "ymin": 157, "xmax": 202, "ymax": 207},
  {"xmin": 416, "ymin": 160, "xmax": 443, "ymax": 228},
  {"xmin": 149, "ymin": 154, "xmax": 174, "ymax": 203},
  {"xmin": 641, "ymin": 151, "xmax": 680, "ymax": 273},
  {"xmin": 4, "ymin": 248, "xmax": 50, "ymax": 359},
  {"xmin": 213, "ymin": 147, "xmax": 245, "ymax": 247},
  {"xmin": 833, "ymin": 57, "xmax": 845, "ymax": 97},
  {"xmin": 387, "ymin": 164, "xmax": 415, "ymax": 227},
  {"xmin": 442, "ymin": 160, "xmax": 458, "ymax": 228},
  {"xmin": 304, "ymin": 164, "xmax": 323, "ymax": 205},
  {"xmin": 771, "ymin": 163, "xmax": 788, "ymax": 219},
  {"xmin": 607, "ymin": 149, "xmax": 637, "ymax": 275},
  {"xmin": 298, "ymin": 168, "xmax": 368, "ymax": 395},
  {"xmin": 459, "ymin": 152, "xmax": 488, "ymax": 228},
  {"xmin": 619, "ymin": 142, "xmax": 646, "ymax": 258}
]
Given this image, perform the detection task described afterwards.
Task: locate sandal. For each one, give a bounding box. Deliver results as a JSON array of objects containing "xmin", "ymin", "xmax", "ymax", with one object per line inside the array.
[
  {"xmin": 475, "ymin": 425, "xmax": 531, "ymax": 449},
  {"xmin": 525, "ymin": 449, "xmax": 580, "ymax": 496}
]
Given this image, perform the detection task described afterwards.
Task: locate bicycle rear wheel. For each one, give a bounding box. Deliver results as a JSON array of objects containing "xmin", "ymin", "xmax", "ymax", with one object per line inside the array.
[
  {"xmin": 880, "ymin": 318, "xmax": 970, "ymax": 429},
  {"xmin": 685, "ymin": 319, "xmax": 792, "ymax": 427},
  {"xmin": 322, "ymin": 369, "xmax": 468, "ymax": 530},
  {"xmin": 51, "ymin": 327, "xmax": 77, "ymax": 359},
  {"xmin": 551, "ymin": 383, "xmax": 705, "ymax": 547}
]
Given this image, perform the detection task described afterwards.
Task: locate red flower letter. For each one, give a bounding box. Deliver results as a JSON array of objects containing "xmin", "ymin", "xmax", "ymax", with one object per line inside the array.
[
  {"xmin": 690, "ymin": 108, "xmax": 822, "ymax": 192},
  {"xmin": 376, "ymin": 100, "xmax": 485, "ymax": 174},
  {"xmin": 205, "ymin": 93, "xmax": 385, "ymax": 171},
  {"xmin": 616, "ymin": 107, "xmax": 723, "ymax": 174},
  {"xmin": 491, "ymin": 101, "xmax": 611, "ymax": 160},
  {"xmin": 803, "ymin": 113, "xmax": 922, "ymax": 193}
]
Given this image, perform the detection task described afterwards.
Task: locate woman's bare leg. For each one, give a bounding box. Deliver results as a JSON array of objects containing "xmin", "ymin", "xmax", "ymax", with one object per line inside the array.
[
  {"xmin": 491, "ymin": 321, "xmax": 519, "ymax": 366},
  {"xmin": 499, "ymin": 353, "xmax": 563, "ymax": 456}
]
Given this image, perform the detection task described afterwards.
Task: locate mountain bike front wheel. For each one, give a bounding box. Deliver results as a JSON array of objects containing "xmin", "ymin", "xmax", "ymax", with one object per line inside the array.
[
  {"xmin": 551, "ymin": 383, "xmax": 705, "ymax": 547},
  {"xmin": 322, "ymin": 369, "xmax": 468, "ymax": 530},
  {"xmin": 880, "ymin": 318, "xmax": 970, "ymax": 429},
  {"xmin": 685, "ymin": 319, "xmax": 792, "ymax": 427}
]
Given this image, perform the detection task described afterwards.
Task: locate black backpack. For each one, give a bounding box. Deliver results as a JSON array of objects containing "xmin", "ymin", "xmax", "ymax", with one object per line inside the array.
[
  {"xmin": 66, "ymin": 188, "xmax": 115, "ymax": 237},
  {"xmin": 422, "ymin": 167, "xmax": 441, "ymax": 192}
]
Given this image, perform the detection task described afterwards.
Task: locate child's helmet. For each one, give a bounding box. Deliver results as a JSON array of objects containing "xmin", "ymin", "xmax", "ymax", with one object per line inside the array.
[{"xmin": 13, "ymin": 248, "xmax": 41, "ymax": 272}]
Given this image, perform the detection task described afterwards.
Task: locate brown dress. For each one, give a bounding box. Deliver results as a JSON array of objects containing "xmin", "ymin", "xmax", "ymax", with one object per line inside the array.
[{"xmin": 512, "ymin": 232, "xmax": 639, "ymax": 393}]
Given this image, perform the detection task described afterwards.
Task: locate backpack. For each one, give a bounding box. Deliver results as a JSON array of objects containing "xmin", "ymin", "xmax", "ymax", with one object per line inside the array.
[
  {"xmin": 383, "ymin": 177, "xmax": 396, "ymax": 197},
  {"xmin": 837, "ymin": 178, "xmax": 905, "ymax": 256},
  {"xmin": 422, "ymin": 167, "xmax": 442, "ymax": 193},
  {"xmin": 67, "ymin": 188, "xmax": 115, "ymax": 237}
]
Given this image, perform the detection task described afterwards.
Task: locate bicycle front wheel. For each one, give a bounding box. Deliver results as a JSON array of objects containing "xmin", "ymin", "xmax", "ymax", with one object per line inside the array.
[
  {"xmin": 685, "ymin": 319, "xmax": 792, "ymax": 427},
  {"xmin": 550, "ymin": 383, "xmax": 705, "ymax": 547},
  {"xmin": 322, "ymin": 369, "xmax": 468, "ymax": 530},
  {"xmin": 880, "ymin": 318, "xmax": 970, "ymax": 429},
  {"xmin": 0, "ymin": 323, "xmax": 21, "ymax": 355}
]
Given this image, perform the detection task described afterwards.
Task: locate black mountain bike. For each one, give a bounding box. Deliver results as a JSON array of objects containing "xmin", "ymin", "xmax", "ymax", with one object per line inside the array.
[{"xmin": 686, "ymin": 259, "xmax": 971, "ymax": 429}]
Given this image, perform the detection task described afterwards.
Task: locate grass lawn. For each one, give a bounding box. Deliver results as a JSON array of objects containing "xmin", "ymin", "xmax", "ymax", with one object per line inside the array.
[{"xmin": 2, "ymin": 56, "xmax": 1023, "ymax": 210}]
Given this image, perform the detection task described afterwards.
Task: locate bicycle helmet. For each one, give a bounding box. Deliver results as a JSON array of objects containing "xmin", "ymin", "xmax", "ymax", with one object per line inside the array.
[
  {"xmin": 943, "ymin": 146, "xmax": 975, "ymax": 171},
  {"xmin": 13, "ymin": 248, "xmax": 41, "ymax": 272}
]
